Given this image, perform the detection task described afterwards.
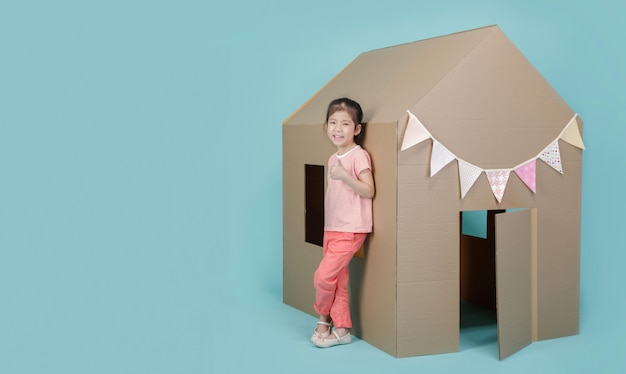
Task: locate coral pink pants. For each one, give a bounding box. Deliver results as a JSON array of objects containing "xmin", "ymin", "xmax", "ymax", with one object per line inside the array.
[{"xmin": 313, "ymin": 231, "xmax": 368, "ymax": 329}]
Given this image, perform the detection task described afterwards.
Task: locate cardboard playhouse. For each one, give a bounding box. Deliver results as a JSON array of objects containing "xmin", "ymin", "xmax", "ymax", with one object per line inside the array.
[{"xmin": 282, "ymin": 25, "xmax": 585, "ymax": 359}]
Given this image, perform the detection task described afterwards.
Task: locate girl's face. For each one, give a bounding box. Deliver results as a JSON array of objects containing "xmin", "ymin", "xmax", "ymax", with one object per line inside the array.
[{"xmin": 326, "ymin": 110, "xmax": 361, "ymax": 154}]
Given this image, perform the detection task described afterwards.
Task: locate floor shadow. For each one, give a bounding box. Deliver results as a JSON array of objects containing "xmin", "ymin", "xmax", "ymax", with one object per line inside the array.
[
  {"xmin": 460, "ymin": 301, "xmax": 496, "ymax": 328},
  {"xmin": 459, "ymin": 301, "xmax": 498, "ymax": 355}
]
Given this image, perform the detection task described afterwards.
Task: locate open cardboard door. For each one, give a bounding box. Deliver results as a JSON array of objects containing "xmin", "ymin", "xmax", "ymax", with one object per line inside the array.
[{"xmin": 495, "ymin": 209, "xmax": 533, "ymax": 360}]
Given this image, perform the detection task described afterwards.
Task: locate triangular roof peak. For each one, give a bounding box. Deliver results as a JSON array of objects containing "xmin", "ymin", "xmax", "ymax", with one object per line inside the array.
[
  {"xmin": 285, "ymin": 25, "xmax": 575, "ymax": 167},
  {"xmin": 285, "ymin": 25, "xmax": 498, "ymax": 126}
]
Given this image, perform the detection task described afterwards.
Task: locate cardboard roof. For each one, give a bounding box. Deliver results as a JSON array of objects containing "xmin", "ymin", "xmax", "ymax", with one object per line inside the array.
[{"xmin": 284, "ymin": 25, "xmax": 576, "ymax": 169}]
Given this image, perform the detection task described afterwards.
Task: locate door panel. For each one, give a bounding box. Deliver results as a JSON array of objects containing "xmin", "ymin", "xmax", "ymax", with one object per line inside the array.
[{"xmin": 495, "ymin": 209, "xmax": 532, "ymax": 360}]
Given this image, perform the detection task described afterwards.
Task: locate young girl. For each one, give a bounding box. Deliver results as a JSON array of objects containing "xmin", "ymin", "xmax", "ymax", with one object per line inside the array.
[{"xmin": 311, "ymin": 98, "xmax": 375, "ymax": 348}]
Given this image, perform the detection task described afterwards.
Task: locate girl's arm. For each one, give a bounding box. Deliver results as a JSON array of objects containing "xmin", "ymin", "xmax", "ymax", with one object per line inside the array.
[{"xmin": 330, "ymin": 160, "xmax": 375, "ymax": 199}]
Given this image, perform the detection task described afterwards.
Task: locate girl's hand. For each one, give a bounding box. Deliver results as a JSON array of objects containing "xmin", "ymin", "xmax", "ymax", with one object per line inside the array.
[
  {"xmin": 331, "ymin": 159, "xmax": 375, "ymax": 198},
  {"xmin": 330, "ymin": 160, "xmax": 349, "ymax": 181}
]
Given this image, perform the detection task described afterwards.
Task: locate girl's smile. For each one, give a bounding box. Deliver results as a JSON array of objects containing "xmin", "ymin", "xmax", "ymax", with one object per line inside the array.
[{"xmin": 326, "ymin": 110, "xmax": 362, "ymax": 154}]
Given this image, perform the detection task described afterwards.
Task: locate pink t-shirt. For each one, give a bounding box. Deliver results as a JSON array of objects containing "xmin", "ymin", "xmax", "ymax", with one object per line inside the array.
[{"xmin": 324, "ymin": 145, "xmax": 373, "ymax": 233}]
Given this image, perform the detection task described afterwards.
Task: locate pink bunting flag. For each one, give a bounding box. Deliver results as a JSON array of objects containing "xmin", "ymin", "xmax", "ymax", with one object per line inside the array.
[
  {"xmin": 539, "ymin": 141, "xmax": 563, "ymax": 173},
  {"xmin": 401, "ymin": 111, "xmax": 432, "ymax": 151},
  {"xmin": 486, "ymin": 169, "xmax": 510, "ymax": 203},
  {"xmin": 430, "ymin": 140, "xmax": 456, "ymax": 177},
  {"xmin": 458, "ymin": 159, "xmax": 483, "ymax": 199},
  {"xmin": 400, "ymin": 109, "xmax": 582, "ymax": 202},
  {"xmin": 514, "ymin": 159, "xmax": 537, "ymax": 193}
]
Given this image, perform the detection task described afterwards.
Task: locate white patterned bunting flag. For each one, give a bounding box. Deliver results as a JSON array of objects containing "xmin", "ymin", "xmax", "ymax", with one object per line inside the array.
[
  {"xmin": 430, "ymin": 140, "xmax": 456, "ymax": 177},
  {"xmin": 401, "ymin": 111, "xmax": 432, "ymax": 150},
  {"xmin": 400, "ymin": 111, "xmax": 584, "ymax": 202},
  {"xmin": 458, "ymin": 159, "xmax": 483, "ymax": 199},
  {"xmin": 539, "ymin": 141, "xmax": 563, "ymax": 174}
]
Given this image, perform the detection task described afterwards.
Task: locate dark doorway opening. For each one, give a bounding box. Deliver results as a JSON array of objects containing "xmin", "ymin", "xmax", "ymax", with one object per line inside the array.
[{"xmin": 459, "ymin": 210, "xmax": 502, "ymax": 351}]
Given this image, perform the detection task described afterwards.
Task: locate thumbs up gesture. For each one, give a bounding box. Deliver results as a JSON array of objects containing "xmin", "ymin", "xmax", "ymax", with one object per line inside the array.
[{"xmin": 330, "ymin": 159, "xmax": 348, "ymax": 181}]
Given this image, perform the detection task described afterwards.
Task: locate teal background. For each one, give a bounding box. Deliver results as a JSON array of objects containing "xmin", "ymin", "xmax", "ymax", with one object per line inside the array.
[
  {"xmin": 1, "ymin": 1, "xmax": 624, "ymax": 373},
  {"xmin": 462, "ymin": 210, "xmax": 488, "ymax": 238}
]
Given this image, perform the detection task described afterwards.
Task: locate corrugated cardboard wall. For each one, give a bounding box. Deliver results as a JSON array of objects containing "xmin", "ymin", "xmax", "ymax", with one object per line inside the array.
[
  {"xmin": 396, "ymin": 117, "xmax": 582, "ymax": 357},
  {"xmin": 282, "ymin": 122, "xmax": 399, "ymax": 355},
  {"xmin": 534, "ymin": 132, "xmax": 582, "ymax": 340},
  {"xmin": 348, "ymin": 122, "xmax": 398, "ymax": 354},
  {"xmin": 283, "ymin": 124, "xmax": 334, "ymax": 315},
  {"xmin": 397, "ymin": 134, "xmax": 461, "ymax": 357}
]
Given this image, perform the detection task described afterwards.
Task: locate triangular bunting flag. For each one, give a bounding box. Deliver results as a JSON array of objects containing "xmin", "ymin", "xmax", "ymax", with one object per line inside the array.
[
  {"xmin": 458, "ymin": 159, "xmax": 483, "ymax": 199},
  {"xmin": 430, "ymin": 140, "xmax": 456, "ymax": 177},
  {"xmin": 560, "ymin": 115, "xmax": 586, "ymax": 150},
  {"xmin": 401, "ymin": 111, "xmax": 432, "ymax": 151},
  {"xmin": 539, "ymin": 141, "xmax": 563, "ymax": 173},
  {"xmin": 514, "ymin": 159, "xmax": 537, "ymax": 193},
  {"xmin": 486, "ymin": 169, "xmax": 510, "ymax": 203},
  {"xmin": 399, "ymin": 107, "xmax": 584, "ymax": 201}
]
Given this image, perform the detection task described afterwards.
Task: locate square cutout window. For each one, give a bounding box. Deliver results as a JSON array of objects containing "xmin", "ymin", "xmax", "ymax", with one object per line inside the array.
[{"xmin": 305, "ymin": 164, "xmax": 324, "ymax": 246}]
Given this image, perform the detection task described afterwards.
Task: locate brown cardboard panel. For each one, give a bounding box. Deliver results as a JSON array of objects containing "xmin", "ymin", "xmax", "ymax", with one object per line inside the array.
[
  {"xmin": 397, "ymin": 140, "xmax": 461, "ymax": 357},
  {"xmin": 283, "ymin": 124, "xmax": 335, "ymax": 315},
  {"xmin": 535, "ymin": 142, "xmax": 582, "ymax": 340},
  {"xmin": 397, "ymin": 142, "xmax": 462, "ymax": 284},
  {"xmin": 397, "ymin": 280, "xmax": 459, "ymax": 357},
  {"xmin": 285, "ymin": 26, "xmax": 495, "ymax": 126},
  {"xmin": 495, "ymin": 209, "xmax": 533, "ymax": 360},
  {"xmin": 411, "ymin": 26, "xmax": 575, "ymax": 167},
  {"xmin": 349, "ymin": 122, "xmax": 398, "ymax": 355},
  {"xmin": 530, "ymin": 207, "xmax": 539, "ymax": 340}
]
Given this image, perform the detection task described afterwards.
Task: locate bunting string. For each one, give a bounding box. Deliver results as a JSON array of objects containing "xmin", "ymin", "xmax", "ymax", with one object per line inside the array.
[{"xmin": 401, "ymin": 111, "xmax": 585, "ymax": 202}]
